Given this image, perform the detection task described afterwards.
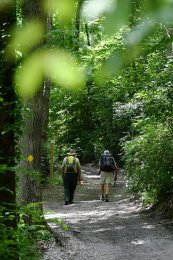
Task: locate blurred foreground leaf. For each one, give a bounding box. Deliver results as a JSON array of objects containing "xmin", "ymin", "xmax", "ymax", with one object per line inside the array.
[
  {"xmin": 0, "ymin": 0, "xmax": 14, "ymax": 11},
  {"xmin": 103, "ymin": 0, "xmax": 131, "ymax": 35},
  {"xmin": 45, "ymin": 49, "xmax": 85, "ymax": 91},
  {"xmin": 15, "ymin": 51, "xmax": 45, "ymax": 98},
  {"xmin": 7, "ymin": 20, "xmax": 44, "ymax": 59},
  {"xmin": 43, "ymin": 0, "xmax": 76, "ymax": 23},
  {"xmin": 15, "ymin": 49, "xmax": 85, "ymax": 98},
  {"xmin": 82, "ymin": 0, "xmax": 114, "ymax": 21}
]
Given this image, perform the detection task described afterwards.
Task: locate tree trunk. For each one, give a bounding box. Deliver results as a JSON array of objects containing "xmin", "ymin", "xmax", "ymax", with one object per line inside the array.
[
  {"xmin": 74, "ymin": 0, "xmax": 84, "ymax": 51},
  {"xmin": 0, "ymin": 0, "xmax": 16, "ymax": 228},
  {"xmin": 18, "ymin": 0, "xmax": 47, "ymax": 206},
  {"xmin": 0, "ymin": 2, "xmax": 18, "ymax": 259}
]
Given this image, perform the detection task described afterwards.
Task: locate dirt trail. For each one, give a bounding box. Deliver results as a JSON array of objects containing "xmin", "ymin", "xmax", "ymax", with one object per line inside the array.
[{"xmin": 42, "ymin": 165, "xmax": 173, "ymax": 260}]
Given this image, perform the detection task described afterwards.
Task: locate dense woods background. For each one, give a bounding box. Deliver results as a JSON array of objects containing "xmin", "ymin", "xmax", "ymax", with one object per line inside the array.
[{"xmin": 1, "ymin": 0, "xmax": 173, "ymax": 258}]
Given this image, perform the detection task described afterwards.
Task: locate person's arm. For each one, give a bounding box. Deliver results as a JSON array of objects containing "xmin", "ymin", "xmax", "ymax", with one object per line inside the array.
[
  {"xmin": 76, "ymin": 158, "xmax": 84, "ymax": 184},
  {"xmin": 98, "ymin": 158, "xmax": 101, "ymax": 174},
  {"xmin": 61, "ymin": 158, "xmax": 66, "ymax": 178}
]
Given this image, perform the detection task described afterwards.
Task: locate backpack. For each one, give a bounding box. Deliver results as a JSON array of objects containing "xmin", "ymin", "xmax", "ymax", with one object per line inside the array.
[
  {"xmin": 66, "ymin": 156, "xmax": 77, "ymax": 173},
  {"xmin": 100, "ymin": 154, "xmax": 115, "ymax": 172}
]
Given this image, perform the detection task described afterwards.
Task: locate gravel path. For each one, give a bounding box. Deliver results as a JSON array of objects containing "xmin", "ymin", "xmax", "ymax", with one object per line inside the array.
[{"xmin": 42, "ymin": 165, "xmax": 173, "ymax": 260}]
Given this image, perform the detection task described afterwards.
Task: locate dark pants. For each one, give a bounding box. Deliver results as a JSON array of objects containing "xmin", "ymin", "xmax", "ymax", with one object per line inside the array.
[{"xmin": 63, "ymin": 173, "xmax": 78, "ymax": 203}]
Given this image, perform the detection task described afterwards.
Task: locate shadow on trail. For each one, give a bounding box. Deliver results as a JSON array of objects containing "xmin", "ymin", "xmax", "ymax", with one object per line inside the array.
[{"xmin": 43, "ymin": 164, "xmax": 173, "ymax": 260}]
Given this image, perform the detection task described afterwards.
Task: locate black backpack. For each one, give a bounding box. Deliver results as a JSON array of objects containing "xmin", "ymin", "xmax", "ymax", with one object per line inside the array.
[
  {"xmin": 66, "ymin": 156, "xmax": 77, "ymax": 173},
  {"xmin": 100, "ymin": 154, "xmax": 115, "ymax": 172}
]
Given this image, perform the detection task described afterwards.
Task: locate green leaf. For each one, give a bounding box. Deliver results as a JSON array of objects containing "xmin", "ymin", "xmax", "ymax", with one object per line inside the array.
[
  {"xmin": 43, "ymin": 0, "xmax": 76, "ymax": 23},
  {"xmin": 45, "ymin": 49, "xmax": 85, "ymax": 90},
  {"xmin": 7, "ymin": 20, "xmax": 44, "ymax": 59},
  {"xmin": 63, "ymin": 224, "xmax": 69, "ymax": 231},
  {"xmin": 15, "ymin": 51, "xmax": 45, "ymax": 98},
  {"xmin": 55, "ymin": 218, "xmax": 63, "ymax": 225},
  {"xmin": 15, "ymin": 49, "xmax": 85, "ymax": 98},
  {"xmin": 82, "ymin": 0, "xmax": 114, "ymax": 21},
  {"xmin": 103, "ymin": 0, "xmax": 131, "ymax": 35}
]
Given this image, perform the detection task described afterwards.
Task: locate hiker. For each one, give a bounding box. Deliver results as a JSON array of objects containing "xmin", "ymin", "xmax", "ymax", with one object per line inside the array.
[
  {"xmin": 99, "ymin": 150, "xmax": 118, "ymax": 202},
  {"xmin": 61, "ymin": 149, "xmax": 82, "ymax": 205}
]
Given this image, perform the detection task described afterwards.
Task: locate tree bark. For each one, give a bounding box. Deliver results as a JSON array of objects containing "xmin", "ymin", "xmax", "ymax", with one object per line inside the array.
[
  {"xmin": 18, "ymin": 0, "xmax": 47, "ymax": 206},
  {"xmin": 0, "ymin": 0, "xmax": 16, "ymax": 227},
  {"xmin": 74, "ymin": 0, "xmax": 84, "ymax": 51},
  {"xmin": 0, "ymin": 2, "xmax": 19, "ymax": 259}
]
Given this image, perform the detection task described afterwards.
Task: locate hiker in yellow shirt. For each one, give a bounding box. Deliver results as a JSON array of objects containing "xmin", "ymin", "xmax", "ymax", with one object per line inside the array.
[{"xmin": 61, "ymin": 149, "xmax": 82, "ymax": 205}]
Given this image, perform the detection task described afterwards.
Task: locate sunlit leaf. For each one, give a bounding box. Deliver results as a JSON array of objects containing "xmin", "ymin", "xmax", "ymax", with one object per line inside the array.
[
  {"xmin": 103, "ymin": 0, "xmax": 131, "ymax": 35},
  {"xmin": 142, "ymin": 0, "xmax": 173, "ymax": 25},
  {"xmin": 82, "ymin": 0, "xmax": 114, "ymax": 21},
  {"xmin": 125, "ymin": 19, "xmax": 153, "ymax": 46},
  {"xmin": 43, "ymin": 0, "xmax": 76, "ymax": 23},
  {"xmin": 45, "ymin": 49, "xmax": 85, "ymax": 90},
  {"xmin": 153, "ymin": 5, "xmax": 173, "ymax": 25},
  {"xmin": 15, "ymin": 49, "xmax": 85, "ymax": 98},
  {"xmin": 55, "ymin": 218, "xmax": 63, "ymax": 225},
  {"xmin": 15, "ymin": 51, "xmax": 45, "ymax": 98},
  {"xmin": 7, "ymin": 20, "xmax": 44, "ymax": 58},
  {"xmin": 143, "ymin": 0, "xmax": 168, "ymax": 13},
  {"xmin": 63, "ymin": 224, "xmax": 69, "ymax": 231}
]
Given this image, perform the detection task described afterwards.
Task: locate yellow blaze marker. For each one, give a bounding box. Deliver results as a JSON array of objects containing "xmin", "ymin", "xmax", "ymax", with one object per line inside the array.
[{"xmin": 27, "ymin": 155, "xmax": 34, "ymax": 162}]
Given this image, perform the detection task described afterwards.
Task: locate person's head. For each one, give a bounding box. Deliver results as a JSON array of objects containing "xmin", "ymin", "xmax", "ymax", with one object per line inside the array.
[
  {"xmin": 103, "ymin": 150, "xmax": 110, "ymax": 155},
  {"xmin": 67, "ymin": 149, "xmax": 76, "ymax": 156}
]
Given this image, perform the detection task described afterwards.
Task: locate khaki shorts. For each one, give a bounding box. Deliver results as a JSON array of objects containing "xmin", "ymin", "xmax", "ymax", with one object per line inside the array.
[{"xmin": 100, "ymin": 171, "xmax": 113, "ymax": 184}]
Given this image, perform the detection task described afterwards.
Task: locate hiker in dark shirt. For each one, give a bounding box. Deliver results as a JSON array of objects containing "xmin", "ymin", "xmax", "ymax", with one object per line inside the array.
[
  {"xmin": 99, "ymin": 150, "xmax": 118, "ymax": 202},
  {"xmin": 61, "ymin": 149, "xmax": 82, "ymax": 205}
]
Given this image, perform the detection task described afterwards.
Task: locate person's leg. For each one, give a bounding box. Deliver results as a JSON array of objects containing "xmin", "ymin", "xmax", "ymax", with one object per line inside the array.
[
  {"xmin": 69, "ymin": 174, "xmax": 78, "ymax": 203},
  {"xmin": 63, "ymin": 174, "xmax": 70, "ymax": 205},
  {"xmin": 100, "ymin": 172, "xmax": 106, "ymax": 200},
  {"xmin": 105, "ymin": 172, "xmax": 112, "ymax": 202},
  {"xmin": 101, "ymin": 184, "xmax": 105, "ymax": 200},
  {"xmin": 105, "ymin": 183, "xmax": 110, "ymax": 195}
]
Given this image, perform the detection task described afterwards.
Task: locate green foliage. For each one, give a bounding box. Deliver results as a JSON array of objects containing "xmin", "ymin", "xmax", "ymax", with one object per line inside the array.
[
  {"xmin": 123, "ymin": 121, "xmax": 173, "ymax": 204},
  {"xmin": 2, "ymin": 6, "xmax": 173, "ymax": 260},
  {"xmin": 0, "ymin": 203, "xmax": 51, "ymax": 259},
  {"xmin": 54, "ymin": 218, "xmax": 69, "ymax": 231},
  {"xmin": 52, "ymin": 172, "xmax": 63, "ymax": 185}
]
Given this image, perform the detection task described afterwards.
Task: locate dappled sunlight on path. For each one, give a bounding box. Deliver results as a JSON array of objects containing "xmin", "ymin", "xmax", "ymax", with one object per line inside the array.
[{"xmin": 43, "ymin": 165, "xmax": 173, "ymax": 260}]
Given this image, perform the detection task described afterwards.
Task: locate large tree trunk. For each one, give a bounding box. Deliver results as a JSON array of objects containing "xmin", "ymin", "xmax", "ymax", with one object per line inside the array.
[
  {"xmin": 18, "ymin": 0, "xmax": 47, "ymax": 206},
  {"xmin": 19, "ymin": 93, "xmax": 43, "ymax": 204}
]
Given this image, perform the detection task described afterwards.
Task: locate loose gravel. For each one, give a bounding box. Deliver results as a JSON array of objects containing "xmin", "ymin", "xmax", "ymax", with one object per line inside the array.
[{"xmin": 42, "ymin": 165, "xmax": 173, "ymax": 260}]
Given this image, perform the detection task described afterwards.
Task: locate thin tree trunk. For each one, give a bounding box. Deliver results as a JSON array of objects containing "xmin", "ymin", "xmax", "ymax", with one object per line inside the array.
[
  {"xmin": 41, "ymin": 15, "xmax": 52, "ymax": 179},
  {"xmin": 85, "ymin": 23, "xmax": 91, "ymax": 46},
  {"xmin": 74, "ymin": 0, "xmax": 84, "ymax": 51}
]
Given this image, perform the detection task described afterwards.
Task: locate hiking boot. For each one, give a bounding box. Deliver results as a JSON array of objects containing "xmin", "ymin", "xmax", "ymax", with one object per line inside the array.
[
  {"xmin": 101, "ymin": 195, "xmax": 105, "ymax": 201},
  {"xmin": 64, "ymin": 201, "xmax": 69, "ymax": 205},
  {"xmin": 105, "ymin": 195, "xmax": 109, "ymax": 202}
]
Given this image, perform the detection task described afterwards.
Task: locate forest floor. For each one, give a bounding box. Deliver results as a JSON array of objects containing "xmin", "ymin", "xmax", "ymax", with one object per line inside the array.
[{"xmin": 41, "ymin": 164, "xmax": 173, "ymax": 260}]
